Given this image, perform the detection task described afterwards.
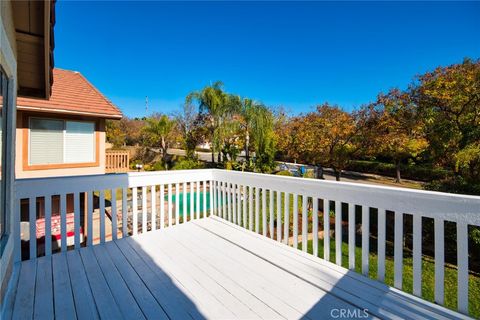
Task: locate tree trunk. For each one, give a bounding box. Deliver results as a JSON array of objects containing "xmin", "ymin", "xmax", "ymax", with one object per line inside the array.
[
  {"xmin": 333, "ymin": 168, "xmax": 341, "ymax": 181},
  {"xmin": 315, "ymin": 164, "xmax": 324, "ymax": 179},
  {"xmin": 395, "ymin": 161, "xmax": 402, "ymax": 183},
  {"xmin": 211, "ymin": 144, "xmax": 215, "ymax": 163}
]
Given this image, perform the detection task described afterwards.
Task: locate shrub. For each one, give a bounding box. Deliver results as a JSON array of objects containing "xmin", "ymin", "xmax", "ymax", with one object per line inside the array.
[
  {"xmin": 276, "ymin": 170, "xmax": 293, "ymax": 176},
  {"xmin": 172, "ymin": 159, "xmax": 204, "ymax": 170}
]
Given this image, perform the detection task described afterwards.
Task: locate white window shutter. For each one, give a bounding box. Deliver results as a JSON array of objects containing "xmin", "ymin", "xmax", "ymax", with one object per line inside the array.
[
  {"xmin": 65, "ymin": 121, "xmax": 95, "ymax": 163},
  {"xmin": 30, "ymin": 119, "xmax": 64, "ymax": 165}
]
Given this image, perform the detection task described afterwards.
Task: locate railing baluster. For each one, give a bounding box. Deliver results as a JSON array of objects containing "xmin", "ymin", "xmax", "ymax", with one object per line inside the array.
[
  {"xmin": 394, "ymin": 211, "xmax": 403, "ymax": 289},
  {"xmin": 457, "ymin": 221, "xmax": 469, "ymax": 314},
  {"xmin": 141, "ymin": 186, "xmax": 147, "ymax": 233},
  {"xmin": 236, "ymin": 184, "xmax": 241, "ymax": 225},
  {"xmin": 335, "ymin": 200, "xmax": 342, "ymax": 266},
  {"xmin": 302, "ymin": 195, "xmax": 308, "ymax": 252},
  {"xmin": 348, "ymin": 203, "xmax": 355, "ymax": 270},
  {"xmin": 45, "ymin": 195, "xmax": 52, "ymax": 255},
  {"xmin": 377, "ymin": 208, "xmax": 386, "ymax": 281},
  {"xmin": 248, "ymin": 186, "xmax": 253, "ymax": 231},
  {"xmin": 312, "ymin": 198, "xmax": 319, "ymax": 256},
  {"xmin": 100, "ymin": 190, "xmax": 106, "ymax": 243},
  {"xmin": 191, "ymin": 181, "xmax": 195, "ymax": 220},
  {"xmin": 160, "ymin": 185, "xmax": 165, "ymax": 229},
  {"xmin": 222, "ymin": 182, "xmax": 226, "ymax": 220},
  {"xmin": 150, "ymin": 186, "xmax": 156, "ymax": 231},
  {"xmin": 183, "ymin": 182, "xmax": 188, "ymax": 222},
  {"xmin": 262, "ymin": 188, "xmax": 267, "ymax": 236},
  {"xmin": 87, "ymin": 192, "xmax": 93, "ymax": 245},
  {"xmin": 196, "ymin": 181, "xmax": 201, "ymax": 220},
  {"xmin": 434, "ymin": 217, "xmax": 444, "ymax": 305},
  {"xmin": 203, "ymin": 180, "xmax": 207, "ymax": 218},
  {"xmin": 293, "ymin": 194, "xmax": 298, "ymax": 248},
  {"xmin": 233, "ymin": 184, "xmax": 237, "ymax": 225},
  {"xmin": 227, "ymin": 183, "xmax": 232, "ymax": 222},
  {"xmin": 29, "ymin": 197, "xmax": 37, "ymax": 259},
  {"xmin": 111, "ymin": 189, "xmax": 117, "ymax": 240},
  {"xmin": 362, "ymin": 205, "xmax": 369, "ymax": 276},
  {"xmin": 60, "ymin": 194, "xmax": 67, "ymax": 252},
  {"xmin": 324, "ymin": 199, "xmax": 330, "ymax": 261},
  {"xmin": 74, "ymin": 193, "xmax": 80, "ymax": 248},
  {"xmin": 268, "ymin": 190, "xmax": 273, "ymax": 238},
  {"xmin": 132, "ymin": 188, "xmax": 138, "ymax": 236},
  {"xmin": 284, "ymin": 193, "xmax": 290, "ymax": 245},
  {"xmin": 168, "ymin": 184, "xmax": 173, "ymax": 226},
  {"xmin": 276, "ymin": 191, "xmax": 282, "ymax": 242},
  {"xmin": 413, "ymin": 214, "xmax": 422, "ymax": 297},
  {"xmin": 255, "ymin": 187, "xmax": 260, "ymax": 233},
  {"xmin": 175, "ymin": 183, "xmax": 180, "ymax": 224},
  {"xmin": 122, "ymin": 188, "xmax": 127, "ymax": 237}
]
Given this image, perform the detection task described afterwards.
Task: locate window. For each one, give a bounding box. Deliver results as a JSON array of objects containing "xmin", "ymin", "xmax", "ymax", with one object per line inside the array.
[
  {"xmin": 29, "ymin": 118, "xmax": 96, "ymax": 166},
  {"xmin": 0, "ymin": 69, "xmax": 7, "ymax": 239}
]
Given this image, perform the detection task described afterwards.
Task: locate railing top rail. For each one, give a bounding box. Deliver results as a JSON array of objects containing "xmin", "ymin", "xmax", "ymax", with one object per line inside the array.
[{"xmin": 212, "ymin": 170, "xmax": 480, "ymax": 225}]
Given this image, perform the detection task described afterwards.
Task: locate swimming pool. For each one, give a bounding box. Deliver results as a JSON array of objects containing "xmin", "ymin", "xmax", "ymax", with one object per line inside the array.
[{"xmin": 169, "ymin": 191, "xmax": 223, "ymax": 216}]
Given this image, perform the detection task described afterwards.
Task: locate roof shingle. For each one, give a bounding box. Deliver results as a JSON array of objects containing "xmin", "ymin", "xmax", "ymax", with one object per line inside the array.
[{"xmin": 17, "ymin": 68, "xmax": 122, "ymax": 119}]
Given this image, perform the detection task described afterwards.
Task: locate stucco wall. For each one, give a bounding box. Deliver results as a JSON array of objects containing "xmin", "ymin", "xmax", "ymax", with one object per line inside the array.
[{"xmin": 15, "ymin": 111, "xmax": 106, "ymax": 178}]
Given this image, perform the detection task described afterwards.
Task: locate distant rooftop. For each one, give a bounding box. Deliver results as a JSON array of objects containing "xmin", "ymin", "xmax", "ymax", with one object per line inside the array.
[{"xmin": 17, "ymin": 68, "xmax": 122, "ymax": 119}]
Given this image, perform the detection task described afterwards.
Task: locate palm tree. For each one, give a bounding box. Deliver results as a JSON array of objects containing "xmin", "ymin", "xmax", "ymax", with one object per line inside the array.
[
  {"xmin": 238, "ymin": 97, "xmax": 265, "ymax": 162},
  {"xmin": 186, "ymin": 81, "xmax": 235, "ymax": 163},
  {"xmin": 143, "ymin": 114, "xmax": 176, "ymax": 168}
]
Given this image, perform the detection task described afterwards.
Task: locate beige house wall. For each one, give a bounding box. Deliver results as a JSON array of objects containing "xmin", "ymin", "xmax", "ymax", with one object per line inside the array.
[{"xmin": 15, "ymin": 110, "xmax": 106, "ymax": 178}]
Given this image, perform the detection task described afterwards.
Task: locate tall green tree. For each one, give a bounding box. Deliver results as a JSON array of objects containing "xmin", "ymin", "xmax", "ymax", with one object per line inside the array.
[{"xmin": 142, "ymin": 114, "xmax": 176, "ymax": 168}]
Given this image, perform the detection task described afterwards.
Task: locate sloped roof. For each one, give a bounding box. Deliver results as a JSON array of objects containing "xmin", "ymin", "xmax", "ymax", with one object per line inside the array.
[{"xmin": 17, "ymin": 68, "xmax": 122, "ymax": 119}]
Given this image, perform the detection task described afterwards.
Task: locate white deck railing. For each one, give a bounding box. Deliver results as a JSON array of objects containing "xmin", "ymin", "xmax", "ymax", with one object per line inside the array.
[{"xmin": 14, "ymin": 169, "xmax": 480, "ymax": 316}]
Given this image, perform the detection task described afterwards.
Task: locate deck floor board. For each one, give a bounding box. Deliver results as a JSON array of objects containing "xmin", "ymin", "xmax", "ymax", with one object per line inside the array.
[{"xmin": 6, "ymin": 216, "xmax": 468, "ymax": 320}]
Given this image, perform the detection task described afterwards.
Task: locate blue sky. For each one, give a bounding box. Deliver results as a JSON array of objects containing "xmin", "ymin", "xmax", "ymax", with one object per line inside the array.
[{"xmin": 55, "ymin": 1, "xmax": 480, "ymax": 118}]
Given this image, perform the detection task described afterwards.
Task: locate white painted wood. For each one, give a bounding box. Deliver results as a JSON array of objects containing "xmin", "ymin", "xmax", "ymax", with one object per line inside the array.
[
  {"xmin": 335, "ymin": 200, "xmax": 342, "ymax": 266},
  {"xmin": 196, "ymin": 181, "xmax": 201, "ymax": 220},
  {"xmin": 204, "ymin": 180, "xmax": 207, "ymax": 218},
  {"xmin": 74, "ymin": 193, "xmax": 80, "ymax": 248},
  {"xmin": 175, "ymin": 183, "xmax": 180, "ymax": 224},
  {"xmin": 248, "ymin": 186, "xmax": 253, "ymax": 231},
  {"xmin": 45, "ymin": 196, "xmax": 52, "ymax": 255},
  {"xmin": 227, "ymin": 183, "xmax": 232, "ymax": 222},
  {"xmin": 142, "ymin": 186, "xmax": 147, "ymax": 233},
  {"xmin": 66, "ymin": 250, "xmax": 99, "ymax": 320},
  {"xmin": 132, "ymin": 187, "xmax": 138, "ymax": 236},
  {"xmin": 348, "ymin": 203, "xmax": 355, "ymax": 270},
  {"xmin": 209, "ymin": 180, "xmax": 214, "ymax": 217},
  {"xmin": 457, "ymin": 221, "xmax": 469, "ymax": 314},
  {"xmin": 434, "ymin": 217, "xmax": 444, "ymax": 305},
  {"xmin": 313, "ymin": 197, "xmax": 319, "ymax": 256},
  {"xmin": 92, "ymin": 245, "xmax": 146, "ymax": 319},
  {"xmin": 34, "ymin": 257, "xmax": 54, "ymax": 319},
  {"xmin": 302, "ymin": 195, "xmax": 308, "ymax": 252},
  {"xmin": 276, "ymin": 191, "xmax": 282, "ymax": 242},
  {"xmin": 79, "ymin": 247, "xmax": 124, "ymax": 319},
  {"xmin": 160, "ymin": 184, "xmax": 165, "ymax": 229},
  {"xmin": 100, "ymin": 190, "xmax": 106, "ymax": 243},
  {"xmin": 255, "ymin": 187, "xmax": 260, "ymax": 233},
  {"xmin": 293, "ymin": 194, "xmax": 298, "ymax": 248},
  {"xmin": 324, "ymin": 199, "xmax": 330, "ymax": 261},
  {"xmin": 122, "ymin": 188, "xmax": 127, "ymax": 237},
  {"xmin": 52, "ymin": 253, "xmax": 76, "ymax": 319},
  {"xmin": 222, "ymin": 182, "xmax": 226, "ymax": 220},
  {"xmin": 232, "ymin": 184, "xmax": 237, "ymax": 225},
  {"xmin": 182, "ymin": 182, "xmax": 187, "ymax": 222},
  {"xmin": 284, "ymin": 193, "xmax": 290, "ymax": 245},
  {"xmin": 413, "ymin": 213, "xmax": 422, "ymax": 297},
  {"xmin": 377, "ymin": 208, "xmax": 386, "ymax": 281},
  {"xmin": 362, "ymin": 205, "xmax": 369, "ymax": 276},
  {"xmin": 29, "ymin": 197, "xmax": 37, "ymax": 259},
  {"xmin": 236, "ymin": 184, "xmax": 241, "ymax": 225},
  {"xmin": 262, "ymin": 188, "xmax": 267, "ymax": 236},
  {"xmin": 191, "ymin": 181, "xmax": 196, "ymax": 220},
  {"xmin": 60, "ymin": 193, "xmax": 67, "ymax": 252},
  {"xmin": 150, "ymin": 186, "xmax": 156, "ymax": 231},
  {"xmin": 12, "ymin": 260, "xmax": 36, "ymax": 319},
  {"xmin": 242, "ymin": 185, "xmax": 247, "ymax": 227},
  {"xmin": 111, "ymin": 189, "xmax": 118, "ymax": 241},
  {"xmin": 168, "ymin": 184, "xmax": 173, "ymax": 226},
  {"xmin": 394, "ymin": 211, "xmax": 403, "ymax": 289},
  {"xmin": 268, "ymin": 190, "xmax": 273, "ymax": 238}
]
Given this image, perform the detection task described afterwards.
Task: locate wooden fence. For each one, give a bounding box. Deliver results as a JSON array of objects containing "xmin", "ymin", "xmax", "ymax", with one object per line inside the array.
[{"xmin": 105, "ymin": 150, "xmax": 130, "ymax": 173}]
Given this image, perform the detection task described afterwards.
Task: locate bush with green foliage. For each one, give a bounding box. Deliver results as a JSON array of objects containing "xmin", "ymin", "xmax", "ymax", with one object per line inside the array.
[
  {"xmin": 172, "ymin": 159, "xmax": 204, "ymax": 170},
  {"xmin": 276, "ymin": 170, "xmax": 293, "ymax": 176}
]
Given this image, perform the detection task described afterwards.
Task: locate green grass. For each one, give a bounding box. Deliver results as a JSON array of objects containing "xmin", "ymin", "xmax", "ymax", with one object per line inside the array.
[{"xmin": 299, "ymin": 238, "xmax": 480, "ymax": 318}]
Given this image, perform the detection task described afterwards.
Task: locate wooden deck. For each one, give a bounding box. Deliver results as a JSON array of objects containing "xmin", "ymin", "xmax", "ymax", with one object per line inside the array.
[{"xmin": 4, "ymin": 216, "xmax": 467, "ymax": 320}]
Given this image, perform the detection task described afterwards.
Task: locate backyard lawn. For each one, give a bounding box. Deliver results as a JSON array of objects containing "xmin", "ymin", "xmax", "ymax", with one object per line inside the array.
[{"xmin": 300, "ymin": 239, "xmax": 480, "ymax": 318}]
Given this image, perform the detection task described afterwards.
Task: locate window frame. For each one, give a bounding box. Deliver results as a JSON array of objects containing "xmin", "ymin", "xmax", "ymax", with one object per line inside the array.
[
  {"xmin": 23, "ymin": 113, "xmax": 100, "ymax": 170},
  {"xmin": 0, "ymin": 68, "xmax": 8, "ymax": 241}
]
